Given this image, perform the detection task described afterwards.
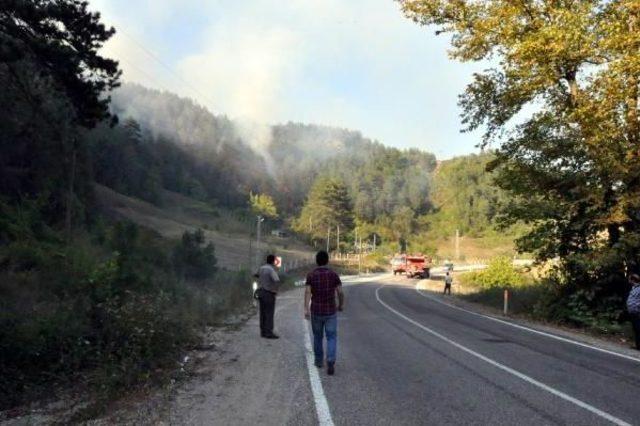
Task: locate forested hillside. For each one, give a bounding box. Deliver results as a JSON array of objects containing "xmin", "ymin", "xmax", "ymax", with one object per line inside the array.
[
  {"xmin": 0, "ymin": 3, "xmax": 256, "ymax": 409},
  {"xmin": 110, "ymin": 84, "xmax": 438, "ymax": 230},
  {"xmin": 0, "ymin": 1, "xmax": 519, "ymax": 412},
  {"xmin": 427, "ymin": 154, "xmax": 512, "ymax": 239},
  {"xmin": 423, "ymin": 154, "xmax": 524, "ymax": 259}
]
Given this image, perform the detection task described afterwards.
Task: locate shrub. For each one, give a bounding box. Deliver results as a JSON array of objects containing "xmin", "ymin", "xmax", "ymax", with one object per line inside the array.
[
  {"xmin": 532, "ymin": 277, "xmax": 626, "ymax": 334},
  {"xmin": 0, "ymin": 220, "xmax": 248, "ymax": 409},
  {"xmin": 463, "ymin": 256, "xmax": 524, "ymax": 289},
  {"xmin": 172, "ymin": 228, "xmax": 217, "ymax": 280}
]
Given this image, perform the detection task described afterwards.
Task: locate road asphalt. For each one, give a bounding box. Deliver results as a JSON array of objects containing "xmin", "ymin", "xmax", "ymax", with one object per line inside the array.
[
  {"xmin": 325, "ymin": 277, "xmax": 640, "ymax": 426},
  {"xmin": 101, "ymin": 274, "xmax": 640, "ymax": 425}
]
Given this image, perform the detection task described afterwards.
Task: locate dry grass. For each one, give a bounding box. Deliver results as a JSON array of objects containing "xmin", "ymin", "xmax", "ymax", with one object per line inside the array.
[
  {"xmin": 431, "ymin": 235, "xmax": 518, "ymax": 262},
  {"xmin": 94, "ymin": 185, "xmax": 315, "ymax": 271}
]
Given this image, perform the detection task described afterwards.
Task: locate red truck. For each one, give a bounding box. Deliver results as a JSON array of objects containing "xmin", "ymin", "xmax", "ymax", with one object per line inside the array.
[{"xmin": 391, "ymin": 254, "xmax": 431, "ymax": 278}]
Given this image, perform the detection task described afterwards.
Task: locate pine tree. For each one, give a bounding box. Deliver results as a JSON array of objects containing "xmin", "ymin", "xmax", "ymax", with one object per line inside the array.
[{"xmin": 294, "ymin": 177, "xmax": 354, "ymax": 241}]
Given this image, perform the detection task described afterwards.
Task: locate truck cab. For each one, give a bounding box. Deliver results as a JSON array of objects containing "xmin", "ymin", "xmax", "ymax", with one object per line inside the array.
[
  {"xmin": 391, "ymin": 254, "xmax": 432, "ymax": 278},
  {"xmin": 391, "ymin": 255, "xmax": 407, "ymax": 275}
]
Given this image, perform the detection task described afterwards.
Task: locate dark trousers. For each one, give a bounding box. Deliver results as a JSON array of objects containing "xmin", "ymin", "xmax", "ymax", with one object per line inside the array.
[
  {"xmin": 444, "ymin": 284, "xmax": 451, "ymax": 295},
  {"xmin": 259, "ymin": 289, "xmax": 276, "ymax": 335},
  {"xmin": 631, "ymin": 313, "xmax": 640, "ymax": 350}
]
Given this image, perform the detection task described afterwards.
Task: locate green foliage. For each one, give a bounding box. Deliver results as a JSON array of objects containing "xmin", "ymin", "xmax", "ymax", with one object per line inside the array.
[
  {"xmin": 400, "ymin": 0, "xmax": 640, "ymax": 315},
  {"xmin": 294, "ymin": 177, "xmax": 354, "ymax": 244},
  {"xmin": 1, "ymin": 0, "xmax": 121, "ymax": 127},
  {"xmin": 172, "ymin": 228, "xmax": 218, "ymax": 280},
  {"xmin": 462, "ymin": 257, "xmax": 524, "ymax": 289},
  {"xmin": 461, "ymin": 270, "xmax": 626, "ymax": 335},
  {"xmin": 531, "ymin": 274, "xmax": 627, "ymax": 334},
  {"xmin": 109, "ymin": 84, "xmax": 273, "ymax": 208},
  {"xmin": 0, "ymin": 215, "xmax": 246, "ymax": 408},
  {"xmin": 249, "ymin": 192, "xmax": 278, "ymax": 219},
  {"xmin": 269, "ymin": 123, "xmax": 436, "ymax": 220},
  {"xmin": 105, "ymin": 85, "xmax": 439, "ymax": 246},
  {"xmin": 424, "ymin": 154, "xmax": 515, "ymax": 239}
]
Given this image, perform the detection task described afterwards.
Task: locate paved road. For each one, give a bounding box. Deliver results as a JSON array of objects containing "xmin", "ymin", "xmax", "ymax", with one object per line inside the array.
[
  {"xmin": 111, "ymin": 274, "xmax": 640, "ymax": 425},
  {"xmin": 316, "ymin": 276, "xmax": 640, "ymax": 426}
]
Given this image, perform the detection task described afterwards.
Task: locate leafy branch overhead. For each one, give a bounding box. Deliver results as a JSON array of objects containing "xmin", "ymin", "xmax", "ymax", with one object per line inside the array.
[
  {"xmin": 1, "ymin": 0, "xmax": 121, "ymax": 127},
  {"xmin": 399, "ymin": 1, "xmax": 640, "ymax": 303}
]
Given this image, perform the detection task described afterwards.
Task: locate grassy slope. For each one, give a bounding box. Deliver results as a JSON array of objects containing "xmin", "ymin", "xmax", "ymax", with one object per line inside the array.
[
  {"xmin": 430, "ymin": 235, "xmax": 518, "ymax": 262},
  {"xmin": 94, "ymin": 184, "xmax": 315, "ymax": 271}
]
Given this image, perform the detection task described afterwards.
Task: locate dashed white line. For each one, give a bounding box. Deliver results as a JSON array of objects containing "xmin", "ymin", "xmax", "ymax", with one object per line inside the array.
[
  {"xmin": 376, "ymin": 286, "xmax": 632, "ymax": 426},
  {"xmin": 303, "ymin": 318, "xmax": 335, "ymax": 426},
  {"xmin": 415, "ymin": 285, "xmax": 640, "ymax": 364}
]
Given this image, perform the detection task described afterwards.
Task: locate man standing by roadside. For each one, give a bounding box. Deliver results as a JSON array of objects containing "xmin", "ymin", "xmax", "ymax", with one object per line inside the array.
[
  {"xmin": 627, "ymin": 273, "xmax": 640, "ymax": 350},
  {"xmin": 444, "ymin": 271, "xmax": 453, "ymax": 295},
  {"xmin": 304, "ymin": 250, "xmax": 344, "ymax": 375},
  {"xmin": 257, "ymin": 254, "xmax": 280, "ymax": 339}
]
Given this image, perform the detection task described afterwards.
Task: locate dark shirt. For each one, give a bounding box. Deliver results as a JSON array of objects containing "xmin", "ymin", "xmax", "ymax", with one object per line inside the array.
[
  {"xmin": 306, "ymin": 266, "xmax": 342, "ymax": 315},
  {"xmin": 257, "ymin": 264, "xmax": 280, "ymax": 293}
]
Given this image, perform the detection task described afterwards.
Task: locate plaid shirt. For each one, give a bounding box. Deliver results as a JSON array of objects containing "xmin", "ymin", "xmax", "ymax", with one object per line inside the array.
[
  {"xmin": 306, "ymin": 266, "xmax": 342, "ymax": 315},
  {"xmin": 628, "ymin": 285, "xmax": 640, "ymax": 314}
]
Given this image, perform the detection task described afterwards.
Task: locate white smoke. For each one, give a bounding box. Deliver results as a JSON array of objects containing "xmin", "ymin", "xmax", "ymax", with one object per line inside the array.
[
  {"xmin": 177, "ymin": 25, "xmax": 302, "ymax": 176},
  {"xmin": 233, "ymin": 119, "xmax": 276, "ymax": 177}
]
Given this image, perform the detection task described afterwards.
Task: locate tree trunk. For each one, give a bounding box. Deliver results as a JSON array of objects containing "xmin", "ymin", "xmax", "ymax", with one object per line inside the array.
[
  {"xmin": 627, "ymin": 12, "xmax": 639, "ymax": 147},
  {"xmin": 65, "ymin": 140, "xmax": 77, "ymax": 242}
]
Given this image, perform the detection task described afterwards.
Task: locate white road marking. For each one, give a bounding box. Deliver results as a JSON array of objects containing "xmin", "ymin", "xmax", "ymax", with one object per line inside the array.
[
  {"xmin": 341, "ymin": 273, "xmax": 392, "ymax": 286},
  {"xmin": 415, "ymin": 285, "xmax": 640, "ymax": 364},
  {"xmin": 303, "ymin": 318, "xmax": 335, "ymax": 426},
  {"xmin": 376, "ymin": 286, "xmax": 632, "ymax": 426}
]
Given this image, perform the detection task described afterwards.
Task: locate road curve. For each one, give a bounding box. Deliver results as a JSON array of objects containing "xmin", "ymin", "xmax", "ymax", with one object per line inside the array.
[
  {"xmin": 124, "ymin": 274, "xmax": 640, "ymax": 426},
  {"xmin": 318, "ymin": 276, "xmax": 640, "ymax": 426}
]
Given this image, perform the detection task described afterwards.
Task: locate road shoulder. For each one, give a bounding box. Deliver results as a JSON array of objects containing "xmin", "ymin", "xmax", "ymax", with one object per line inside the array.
[
  {"xmin": 83, "ymin": 288, "xmax": 316, "ymax": 425},
  {"xmin": 417, "ymin": 278, "xmax": 640, "ymax": 362}
]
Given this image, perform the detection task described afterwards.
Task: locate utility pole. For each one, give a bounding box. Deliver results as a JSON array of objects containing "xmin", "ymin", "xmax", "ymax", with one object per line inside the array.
[
  {"xmin": 336, "ymin": 224, "xmax": 340, "ymax": 255},
  {"xmin": 354, "ymin": 227, "xmax": 358, "ymax": 253},
  {"xmin": 255, "ymin": 215, "xmax": 264, "ymax": 270},
  {"xmin": 65, "ymin": 138, "xmax": 77, "ymax": 242},
  {"xmin": 248, "ymin": 235, "xmax": 252, "ymax": 272},
  {"xmin": 358, "ymin": 235, "xmax": 362, "ymax": 275},
  {"xmin": 326, "ymin": 226, "xmax": 331, "ymax": 253},
  {"xmin": 455, "ymin": 229, "xmax": 460, "ymax": 261},
  {"xmin": 373, "ymin": 233, "xmax": 377, "ymax": 253}
]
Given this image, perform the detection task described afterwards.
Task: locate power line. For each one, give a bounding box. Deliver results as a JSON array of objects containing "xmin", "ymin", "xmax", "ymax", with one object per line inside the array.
[
  {"xmin": 114, "ymin": 55, "xmax": 174, "ymax": 93},
  {"xmin": 110, "ymin": 24, "xmax": 219, "ymax": 110}
]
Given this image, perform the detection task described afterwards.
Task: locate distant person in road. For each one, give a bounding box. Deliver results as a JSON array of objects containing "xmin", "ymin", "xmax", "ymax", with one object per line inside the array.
[
  {"xmin": 304, "ymin": 250, "xmax": 344, "ymax": 375},
  {"xmin": 627, "ymin": 273, "xmax": 640, "ymax": 350},
  {"xmin": 444, "ymin": 271, "xmax": 453, "ymax": 295},
  {"xmin": 256, "ymin": 254, "xmax": 280, "ymax": 339}
]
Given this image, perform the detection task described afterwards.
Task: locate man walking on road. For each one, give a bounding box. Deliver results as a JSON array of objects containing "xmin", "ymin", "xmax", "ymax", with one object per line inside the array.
[
  {"xmin": 627, "ymin": 273, "xmax": 640, "ymax": 350},
  {"xmin": 257, "ymin": 254, "xmax": 280, "ymax": 339},
  {"xmin": 444, "ymin": 271, "xmax": 453, "ymax": 295},
  {"xmin": 304, "ymin": 250, "xmax": 344, "ymax": 375}
]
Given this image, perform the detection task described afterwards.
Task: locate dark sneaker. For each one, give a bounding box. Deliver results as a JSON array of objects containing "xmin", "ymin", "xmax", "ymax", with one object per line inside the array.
[
  {"xmin": 327, "ymin": 362, "xmax": 335, "ymax": 375},
  {"xmin": 314, "ymin": 360, "xmax": 323, "ymax": 368},
  {"xmin": 264, "ymin": 333, "xmax": 280, "ymax": 339}
]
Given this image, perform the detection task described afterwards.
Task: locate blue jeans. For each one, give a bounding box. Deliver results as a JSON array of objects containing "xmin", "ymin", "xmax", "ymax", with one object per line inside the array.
[{"xmin": 311, "ymin": 313, "xmax": 337, "ymax": 364}]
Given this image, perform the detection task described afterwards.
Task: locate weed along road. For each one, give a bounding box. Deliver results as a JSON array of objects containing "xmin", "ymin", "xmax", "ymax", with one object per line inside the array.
[{"xmin": 166, "ymin": 274, "xmax": 640, "ymax": 426}]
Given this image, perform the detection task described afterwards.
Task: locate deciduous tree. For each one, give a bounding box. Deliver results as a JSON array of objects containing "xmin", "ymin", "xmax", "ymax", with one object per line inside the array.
[{"xmin": 399, "ymin": 0, "xmax": 640, "ymax": 303}]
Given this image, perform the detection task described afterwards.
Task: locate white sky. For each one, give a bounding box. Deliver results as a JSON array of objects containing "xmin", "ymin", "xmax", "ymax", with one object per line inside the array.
[{"xmin": 90, "ymin": 0, "xmax": 486, "ymax": 159}]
